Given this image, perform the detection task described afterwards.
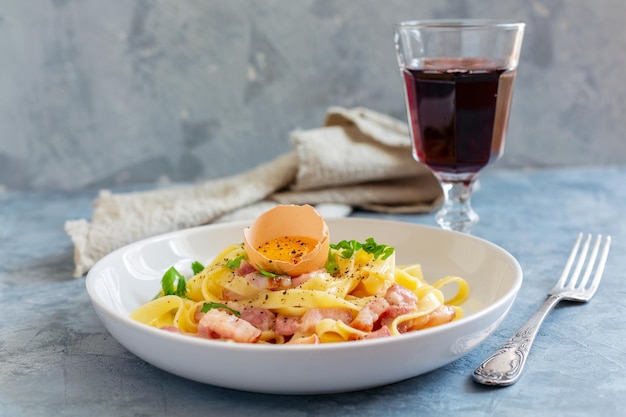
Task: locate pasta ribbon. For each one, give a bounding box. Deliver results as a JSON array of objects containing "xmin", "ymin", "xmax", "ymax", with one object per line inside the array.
[
  {"xmin": 316, "ymin": 318, "xmax": 367, "ymax": 343},
  {"xmin": 433, "ymin": 275, "xmax": 470, "ymax": 306},
  {"xmin": 130, "ymin": 295, "xmax": 191, "ymax": 330},
  {"xmin": 245, "ymin": 289, "xmax": 361, "ymax": 315}
]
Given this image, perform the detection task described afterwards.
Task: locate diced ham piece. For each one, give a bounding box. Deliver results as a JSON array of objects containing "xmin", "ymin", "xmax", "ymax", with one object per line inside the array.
[
  {"xmin": 238, "ymin": 259, "xmax": 294, "ymax": 291},
  {"xmin": 197, "ymin": 309, "xmax": 262, "ymax": 343},
  {"xmin": 239, "ymin": 307, "xmax": 275, "ymax": 331},
  {"xmin": 245, "ymin": 272, "xmax": 293, "ymax": 291},
  {"xmin": 381, "ymin": 283, "xmax": 419, "ymax": 319},
  {"xmin": 364, "ymin": 326, "xmax": 392, "ymax": 339},
  {"xmin": 290, "ymin": 269, "xmax": 325, "ymax": 287},
  {"xmin": 221, "ymin": 288, "xmax": 243, "ymax": 301},
  {"xmin": 275, "ymin": 315, "xmax": 300, "ymax": 336},
  {"xmin": 236, "ymin": 261, "xmax": 323, "ymax": 290},
  {"xmin": 299, "ymin": 308, "xmax": 353, "ymax": 333},
  {"xmin": 387, "ymin": 304, "xmax": 457, "ymax": 333},
  {"xmin": 234, "ymin": 260, "xmax": 257, "ymax": 276},
  {"xmin": 385, "ymin": 283, "xmax": 418, "ymax": 308},
  {"xmin": 351, "ymin": 298, "xmax": 390, "ymax": 332},
  {"xmin": 419, "ymin": 305, "xmax": 456, "ymax": 329}
]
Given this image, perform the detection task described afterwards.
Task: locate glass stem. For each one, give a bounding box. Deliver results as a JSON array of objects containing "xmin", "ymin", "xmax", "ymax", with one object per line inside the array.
[{"xmin": 435, "ymin": 178, "xmax": 479, "ymax": 233}]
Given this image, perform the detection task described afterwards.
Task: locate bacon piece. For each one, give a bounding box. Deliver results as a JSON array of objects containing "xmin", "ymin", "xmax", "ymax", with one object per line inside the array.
[
  {"xmin": 420, "ymin": 305, "xmax": 456, "ymax": 329},
  {"xmin": 221, "ymin": 288, "xmax": 243, "ymax": 301},
  {"xmin": 237, "ymin": 260, "xmax": 296, "ymax": 290},
  {"xmin": 381, "ymin": 283, "xmax": 419, "ymax": 319},
  {"xmin": 364, "ymin": 326, "xmax": 392, "ymax": 339},
  {"xmin": 351, "ymin": 298, "xmax": 390, "ymax": 332},
  {"xmin": 275, "ymin": 315, "xmax": 300, "ymax": 336},
  {"xmin": 245, "ymin": 272, "xmax": 293, "ymax": 291},
  {"xmin": 390, "ymin": 304, "xmax": 457, "ymax": 333},
  {"xmin": 290, "ymin": 269, "xmax": 325, "ymax": 287},
  {"xmin": 385, "ymin": 283, "xmax": 418, "ymax": 308},
  {"xmin": 374, "ymin": 284, "xmax": 420, "ymax": 332},
  {"xmin": 239, "ymin": 263, "xmax": 324, "ymax": 290},
  {"xmin": 240, "ymin": 307, "xmax": 275, "ymax": 331},
  {"xmin": 234, "ymin": 260, "xmax": 257, "ymax": 276},
  {"xmin": 299, "ymin": 308, "xmax": 353, "ymax": 333},
  {"xmin": 197, "ymin": 309, "xmax": 262, "ymax": 343}
]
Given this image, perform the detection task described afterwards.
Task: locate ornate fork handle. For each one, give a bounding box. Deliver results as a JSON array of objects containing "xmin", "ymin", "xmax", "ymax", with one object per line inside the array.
[{"xmin": 472, "ymin": 294, "xmax": 562, "ymax": 386}]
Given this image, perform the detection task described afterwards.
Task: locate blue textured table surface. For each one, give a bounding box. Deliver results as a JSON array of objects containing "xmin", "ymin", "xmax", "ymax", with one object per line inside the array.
[{"xmin": 1, "ymin": 166, "xmax": 624, "ymax": 417}]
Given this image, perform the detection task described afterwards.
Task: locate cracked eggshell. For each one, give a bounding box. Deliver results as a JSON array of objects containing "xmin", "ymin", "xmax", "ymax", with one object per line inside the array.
[{"xmin": 243, "ymin": 204, "xmax": 330, "ymax": 276}]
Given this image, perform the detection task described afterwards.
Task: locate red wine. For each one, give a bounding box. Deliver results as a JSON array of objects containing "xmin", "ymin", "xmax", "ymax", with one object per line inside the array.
[{"xmin": 402, "ymin": 58, "xmax": 516, "ymax": 176}]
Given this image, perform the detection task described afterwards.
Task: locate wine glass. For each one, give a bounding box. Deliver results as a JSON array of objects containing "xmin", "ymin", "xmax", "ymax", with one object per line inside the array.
[{"xmin": 394, "ymin": 20, "xmax": 525, "ymax": 233}]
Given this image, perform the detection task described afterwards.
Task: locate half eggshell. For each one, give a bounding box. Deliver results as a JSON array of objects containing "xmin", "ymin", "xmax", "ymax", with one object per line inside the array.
[{"xmin": 243, "ymin": 204, "xmax": 330, "ymax": 277}]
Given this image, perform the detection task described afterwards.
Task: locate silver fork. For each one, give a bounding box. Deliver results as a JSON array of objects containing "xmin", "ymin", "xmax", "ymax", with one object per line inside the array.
[{"xmin": 472, "ymin": 233, "xmax": 612, "ymax": 386}]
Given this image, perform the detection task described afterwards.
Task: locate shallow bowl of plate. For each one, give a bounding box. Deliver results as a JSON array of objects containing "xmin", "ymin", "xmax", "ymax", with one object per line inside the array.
[{"xmin": 86, "ymin": 218, "xmax": 522, "ymax": 394}]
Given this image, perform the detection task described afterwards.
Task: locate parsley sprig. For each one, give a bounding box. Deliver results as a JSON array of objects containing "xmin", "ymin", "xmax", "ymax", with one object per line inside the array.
[
  {"xmin": 225, "ymin": 255, "xmax": 245, "ymax": 270},
  {"xmin": 324, "ymin": 252, "xmax": 339, "ymax": 274},
  {"xmin": 330, "ymin": 238, "xmax": 394, "ymax": 260},
  {"xmin": 191, "ymin": 261, "xmax": 205, "ymax": 274},
  {"xmin": 156, "ymin": 260, "xmax": 205, "ymax": 299},
  {"xmin": 325, "ymin": 238, "xmax": 394, "ymax": 275},
  {"xmin": 160, "ymin": 266, "xmax": 189, "ymax": 298},
  {"xmin": 257, "ymin": 266, "xmax": 279, "ymax": 278}
]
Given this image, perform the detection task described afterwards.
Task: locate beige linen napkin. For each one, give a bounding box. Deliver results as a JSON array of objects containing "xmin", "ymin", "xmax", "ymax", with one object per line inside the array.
[{"xmin": 65, "ymin": 107, "xmax": 442, "ymax": 277}]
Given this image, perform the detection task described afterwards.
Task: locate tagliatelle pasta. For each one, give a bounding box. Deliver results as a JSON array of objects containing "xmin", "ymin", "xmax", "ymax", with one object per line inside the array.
[{"xmin": 130, "ymin": 240, "xmax": 470, "ymax": 344}]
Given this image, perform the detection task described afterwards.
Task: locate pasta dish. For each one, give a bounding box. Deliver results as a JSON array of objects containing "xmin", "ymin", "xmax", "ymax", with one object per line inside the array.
[{"xmin": 131, "ymin": 237, "xmax": 469, "ymax": 344}]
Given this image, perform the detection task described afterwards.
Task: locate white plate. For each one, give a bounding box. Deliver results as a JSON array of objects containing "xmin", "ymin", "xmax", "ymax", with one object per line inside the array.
[{"xmin": 86, "ymin": 218, "xmax": 522, "ymax": 394}]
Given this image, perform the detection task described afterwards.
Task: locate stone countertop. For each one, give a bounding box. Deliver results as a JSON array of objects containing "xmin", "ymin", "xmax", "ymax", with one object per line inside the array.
[{"xmin": 1, "ymin": 166, "xmax": 624, "ymax": 417}]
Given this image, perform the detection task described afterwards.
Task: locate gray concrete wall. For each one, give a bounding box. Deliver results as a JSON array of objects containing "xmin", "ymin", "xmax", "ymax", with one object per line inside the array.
[{"xmin": 1, "ymin": 0, "xmax": 623, "ymax": 191}]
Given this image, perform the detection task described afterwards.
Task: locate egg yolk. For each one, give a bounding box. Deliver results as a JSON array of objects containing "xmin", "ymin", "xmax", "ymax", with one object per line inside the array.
[{"xmin": 257, "ymin": 236, "xmax": 319, "ymax": 265}]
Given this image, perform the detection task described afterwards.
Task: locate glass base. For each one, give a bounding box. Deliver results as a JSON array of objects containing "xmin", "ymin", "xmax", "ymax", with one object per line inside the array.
[{"xmin": 435, "ymin": 178, "xmax": 479, "ymax": 234}]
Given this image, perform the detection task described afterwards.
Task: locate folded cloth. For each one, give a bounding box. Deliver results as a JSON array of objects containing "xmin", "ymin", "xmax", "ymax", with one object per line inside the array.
[
  {"xmin": 65, "ymin": 106, "xmax": 442, "ymax": 277},
  {"xmin": 290, "ymin": 106, "xmax": 427, "ymax": 190}
]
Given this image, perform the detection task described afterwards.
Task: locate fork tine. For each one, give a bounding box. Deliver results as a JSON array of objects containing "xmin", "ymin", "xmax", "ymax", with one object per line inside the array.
[
  {"xmin": 567, "ymin": 234, "xmax": 592, "ymax": 289},
  {"xmin": 586, "ymin": 235, "xmax": 611, "ymax": 296},
  {"xmin": 551, "ymin": 233, "xmax": 583, "ymax": 292},
  {"xmin": 577, "ymin": 235, "xmax": 602, "ymax": 289}
]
